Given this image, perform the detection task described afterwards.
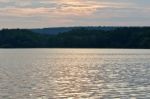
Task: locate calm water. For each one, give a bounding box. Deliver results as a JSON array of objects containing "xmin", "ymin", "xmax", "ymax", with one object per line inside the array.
[{"xmin": 0, "ymin": 49, "xmax": 150, "ymax": 99}]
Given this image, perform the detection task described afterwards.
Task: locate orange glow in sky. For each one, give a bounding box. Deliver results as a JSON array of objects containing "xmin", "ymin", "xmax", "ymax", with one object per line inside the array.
[{"xmin": 0, "ymin": 0, "xmax": 150, "ymax": 28}]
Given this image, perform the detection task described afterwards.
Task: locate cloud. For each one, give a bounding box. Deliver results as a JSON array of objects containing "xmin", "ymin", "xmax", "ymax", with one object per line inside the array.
[
  {"xmin": 0, "ymin": 0, "xmax": 150, "ymax": 28},
  {"xmin": 0, "ymin": 0, "xmax": 131, "ymax": 17}
]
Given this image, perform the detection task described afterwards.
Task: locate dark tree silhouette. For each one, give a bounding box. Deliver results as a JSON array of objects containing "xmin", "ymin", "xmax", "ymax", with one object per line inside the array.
[{"xmin": 0, "ymin": 27, "xmax": 150, "ymax": 48}]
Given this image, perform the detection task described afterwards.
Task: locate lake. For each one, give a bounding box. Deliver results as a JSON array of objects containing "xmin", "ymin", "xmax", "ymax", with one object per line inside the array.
[{"xmin": 0, "ymin": 49, "xmax": 150, "ymax": 99}]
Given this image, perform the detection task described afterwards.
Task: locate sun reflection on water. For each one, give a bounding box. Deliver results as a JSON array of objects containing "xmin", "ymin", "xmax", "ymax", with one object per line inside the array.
[{"xmin": 0, "ymin": 49, "xmax": 150, "ymax": 99}]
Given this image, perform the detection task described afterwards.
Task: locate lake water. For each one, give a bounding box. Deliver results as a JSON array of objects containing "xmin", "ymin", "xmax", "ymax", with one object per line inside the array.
[{"xmin": 0, "ymin": 49, "xmax": 150, "ymax": 99}]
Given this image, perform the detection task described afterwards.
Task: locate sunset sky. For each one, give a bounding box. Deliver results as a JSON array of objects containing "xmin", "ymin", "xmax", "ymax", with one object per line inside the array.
[{"xmin": 0, "ymin": 0, "xmax": 150, "ymax": 28}]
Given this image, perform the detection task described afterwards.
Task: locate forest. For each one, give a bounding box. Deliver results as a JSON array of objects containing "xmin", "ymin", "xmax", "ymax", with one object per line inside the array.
[{"xmin": 0, "ymin": 27, "xmax": 150, "ymax": 48}]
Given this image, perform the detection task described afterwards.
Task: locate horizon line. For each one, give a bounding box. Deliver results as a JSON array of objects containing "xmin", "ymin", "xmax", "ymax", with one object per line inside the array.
[{"xmin": 1, "ymin": 25, "xmax": 150, "ymax": 30}]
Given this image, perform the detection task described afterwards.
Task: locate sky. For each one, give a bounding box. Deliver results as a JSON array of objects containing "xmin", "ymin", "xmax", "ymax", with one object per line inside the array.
[{"xmin": 0, "ymin": 0, "xmax": 150, "ymax": 28}]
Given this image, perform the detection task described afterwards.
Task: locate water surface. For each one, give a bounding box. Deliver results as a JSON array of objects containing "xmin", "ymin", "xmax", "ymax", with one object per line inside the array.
[{"xmin": 0, "ymin": 49, "xmax": 150, "ymax": 99}]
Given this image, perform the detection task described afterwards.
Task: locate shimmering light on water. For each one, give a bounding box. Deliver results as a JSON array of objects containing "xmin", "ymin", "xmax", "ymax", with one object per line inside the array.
[{"xmin": 0, "ymin": 49, "xmax": 150, "ymax": 99}]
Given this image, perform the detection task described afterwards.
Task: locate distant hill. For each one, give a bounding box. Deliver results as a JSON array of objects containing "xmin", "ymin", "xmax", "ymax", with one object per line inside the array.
[
  {"xmin": 30, "ymin": 26, "xmax": 116, "ymax": 35},
  {"xmin": 30, "ymin": 27, "xmax": 72, "ymax": 35},
  {"xmin": 0, "ymin": 27, "xmax": 150, "ymax": 48}
]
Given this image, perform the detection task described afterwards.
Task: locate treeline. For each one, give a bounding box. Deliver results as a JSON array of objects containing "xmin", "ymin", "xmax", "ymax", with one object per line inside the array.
[
  {"xmin": 0, "ymin": 29, "xmax": 48, "ymax": 48},
  {"xmin": 0, "ymin": 27, "xmax": 150, "ymax": 48}
]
